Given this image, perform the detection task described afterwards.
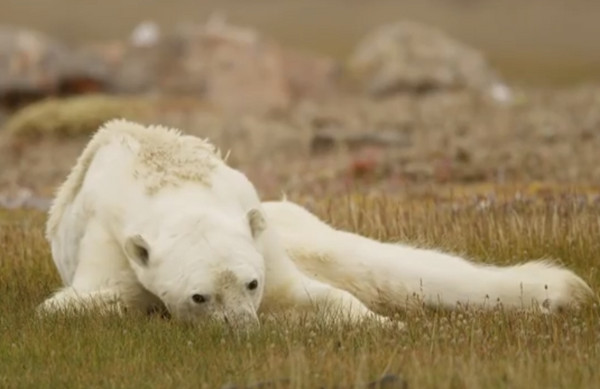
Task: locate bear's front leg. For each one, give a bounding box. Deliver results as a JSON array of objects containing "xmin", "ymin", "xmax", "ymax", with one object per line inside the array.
[
  {"xmin": 37, "ymin": 287, "xmax": 125, "ymax": 316},
  {"xmin": 293, "ymin": 277, "xmax": 404, "ymax": 328},
  {"xmin": 257, "ymin": 220, "xmax": 404, "ymax": 328}
]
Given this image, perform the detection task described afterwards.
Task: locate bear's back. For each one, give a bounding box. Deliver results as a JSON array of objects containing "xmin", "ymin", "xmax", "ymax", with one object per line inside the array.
[{"xmin": 47, "ymin": 119, "xmax": 223, "ymax": 240}]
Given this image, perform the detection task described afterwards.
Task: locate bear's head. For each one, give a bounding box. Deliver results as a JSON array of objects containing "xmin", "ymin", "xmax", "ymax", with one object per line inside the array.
[{"xmin": 123, "ymin": 208, "xmax": 267, "ymax": 327}]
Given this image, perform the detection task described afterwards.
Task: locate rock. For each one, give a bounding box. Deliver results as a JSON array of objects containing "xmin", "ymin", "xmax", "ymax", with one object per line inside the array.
[
  {"xmin": 60, "ymin": 47, "xmax": 111, "ymax": 95},
  {"xmin": 281, "ymin": 48, "xmax": 339, "ymax": 101},
  {"xmin": 110, "ymin": 16, "xmax": 290, "ymax": 115},
  {"xmin": 129, "ymin": 21, "xmax": 161, "ymax": 48},
  {"xmin": 110, "ymin": 16, "xmax": 339, "ymax": 114},
  {"xmin": 0, "ymin": 26, "xmax": 68, "ymax": 109},
  {"xmin": 193, "ymin": 18, "xmax": 292, "ymax": 115},
  {"xmin": 0, "ymin": 26, "xmax": 110, "ymax": 111},
  {"xmin": 2, "ymin": 94, "xmax": 151, "ymax": 141},
  {"xmin": 347, "ymin": 21, "xmax": 500, "ymax": 97},
  {"xmin": 0, "ymin": 19, "xmax": 340, "ymax": 116},
  {"xmin": 311, "ymin": 127, "xmax": 412, "ymax": 154}
]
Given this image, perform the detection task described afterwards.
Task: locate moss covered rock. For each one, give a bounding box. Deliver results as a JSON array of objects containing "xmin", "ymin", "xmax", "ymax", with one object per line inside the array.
[{"xmin": 2, "ymin": 94, "xmax": 151, "ymax": 140}]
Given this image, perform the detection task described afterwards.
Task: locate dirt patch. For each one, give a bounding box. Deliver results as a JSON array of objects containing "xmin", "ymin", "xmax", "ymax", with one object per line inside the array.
[{"xmin": 1, "ymin": 85, "xmax": 599, "ymax": 202}]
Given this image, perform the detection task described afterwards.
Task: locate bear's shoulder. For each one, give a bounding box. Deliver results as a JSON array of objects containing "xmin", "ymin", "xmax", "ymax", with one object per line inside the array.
[
  {"xmin": 47, "ymin": 119, "xmax": 222, "ymax": 239},
  {"xmin": 102, "ymin": 119, "xmax": 222, "ymax": 193}
]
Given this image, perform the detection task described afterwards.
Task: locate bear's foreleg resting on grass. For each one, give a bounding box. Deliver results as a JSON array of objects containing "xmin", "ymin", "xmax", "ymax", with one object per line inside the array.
[
  {"xmin": 37, "ymin": 287, "xmax": 124, "ymax": 315},
  {"xmin": 252, "ymin": 222, "xmax": 392, "ymax": 324}
]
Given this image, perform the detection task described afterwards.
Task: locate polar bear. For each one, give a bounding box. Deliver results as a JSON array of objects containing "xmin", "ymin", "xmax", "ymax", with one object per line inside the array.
[
  {"xmin": 39, "ymin": 119, "xmax": 593, "ymax": 325},
  {"xmin": 39, "ymin": 119, "xmax": 381, "ymax": 325}
]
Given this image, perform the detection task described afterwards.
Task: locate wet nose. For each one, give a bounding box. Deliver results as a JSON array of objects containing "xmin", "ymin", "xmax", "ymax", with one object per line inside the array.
[{"xmin": 221, "ymin": 311, "xmax": 260, "ymax": 329}]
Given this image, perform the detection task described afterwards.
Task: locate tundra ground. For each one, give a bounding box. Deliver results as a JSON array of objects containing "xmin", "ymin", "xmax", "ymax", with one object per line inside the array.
[{"xmin": 1, "ymin": 191, "xmax": 599, "ymax": 389}]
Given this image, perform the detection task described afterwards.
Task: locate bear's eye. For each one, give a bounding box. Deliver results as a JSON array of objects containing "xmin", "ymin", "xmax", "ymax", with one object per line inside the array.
[
  {"xmin": 247, "ymin": 279, "xmax": 259, "ymax": 291},
  {"xmin": 191, "ymin": 294, "xmax": 208, "ymax": 304}
]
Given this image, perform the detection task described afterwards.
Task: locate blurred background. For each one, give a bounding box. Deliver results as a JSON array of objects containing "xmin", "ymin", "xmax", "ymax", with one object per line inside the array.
[
  {"xmin": 4, "ymin": 0, "xmax": 600, "ymax": 85},
  {"xmin": 1, "ymin": 0, "xmax": 599, "ymax": 208}
]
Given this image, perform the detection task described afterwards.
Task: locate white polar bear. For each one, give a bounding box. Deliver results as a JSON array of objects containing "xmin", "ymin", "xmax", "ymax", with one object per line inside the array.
[
  {"xmin": 39, "ymin": 119, "xmax": 593, "ymax": 325},
  {"xmin": 40, "ymin": 119, "xmax": 380, "ymax": 325}
]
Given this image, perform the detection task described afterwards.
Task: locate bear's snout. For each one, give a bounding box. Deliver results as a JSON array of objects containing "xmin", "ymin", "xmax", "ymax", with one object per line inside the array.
[{"xmin": 221, "ymin": 311, "xmax": 260, "ymax": 329}]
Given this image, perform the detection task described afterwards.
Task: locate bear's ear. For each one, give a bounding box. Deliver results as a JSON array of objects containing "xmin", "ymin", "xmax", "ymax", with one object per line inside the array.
[
  {"xmin": 124, "ymin": 234, "xmax": 151, "ymax": 267},
  {"xmin": 247, "ymin": 209, "xmax": 266, "ymax": 239}
]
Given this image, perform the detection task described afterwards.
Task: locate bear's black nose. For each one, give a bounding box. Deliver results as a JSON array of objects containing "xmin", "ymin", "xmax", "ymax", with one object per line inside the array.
[{"xmin": 191, "ymin": 294, "xmax": 208, "ymax": 304}]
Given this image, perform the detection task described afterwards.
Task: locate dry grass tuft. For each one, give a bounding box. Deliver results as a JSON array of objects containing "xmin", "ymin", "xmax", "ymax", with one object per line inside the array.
[
  {"xmin": 1, "ymin": 94, "xmax": 151, "ymax": 141},
  {"xmin": 1, "ymin": 191, "xmax": 599, "ymax": 388}
]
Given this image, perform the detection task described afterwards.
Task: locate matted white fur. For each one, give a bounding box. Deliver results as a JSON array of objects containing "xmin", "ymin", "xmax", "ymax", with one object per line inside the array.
[{"xmin": 39, "ymin": 119, "xmax": 593, "ymax": 327}]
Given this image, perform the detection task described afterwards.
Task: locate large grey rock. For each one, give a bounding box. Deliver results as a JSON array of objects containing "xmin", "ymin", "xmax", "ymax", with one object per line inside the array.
[
  {"xmin": 0, "ymin": 26, "xmax": 109, "ymax": 110},
  {"xmin": 0, "ymin": 26, "xmax": 67, "ymax": 108},
  {"xmin": 110, "ymin": 16, "xmax": 339, "ymax": 114},
  {"xmin": 348, "ymin": 21, "xmax": 500, "ymax": 97}
]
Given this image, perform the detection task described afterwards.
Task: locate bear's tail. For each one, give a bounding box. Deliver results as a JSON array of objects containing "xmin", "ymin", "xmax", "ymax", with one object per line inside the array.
[{"xmin": 262, "ymin": 201, "xmax": 594, "ymax": 313}]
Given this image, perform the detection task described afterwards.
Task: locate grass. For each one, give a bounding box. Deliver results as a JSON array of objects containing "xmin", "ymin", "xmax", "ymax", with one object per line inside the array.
[
  {"xmin": 2, "ymin": 95, "xmax": 151, "ymax": 141},
  {"xmin": 1, "ymin": 190, "xmax": 599, "ymax": 388}
]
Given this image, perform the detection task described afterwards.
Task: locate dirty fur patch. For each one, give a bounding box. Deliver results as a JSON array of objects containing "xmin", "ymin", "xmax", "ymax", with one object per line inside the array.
[
  {"xmin": 47, "ymin": 119, "xmax": 221, "ymax": 239},
  {"xmin": 130, "ymin": 127, "xmax": 219, "ymax": 194}
]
